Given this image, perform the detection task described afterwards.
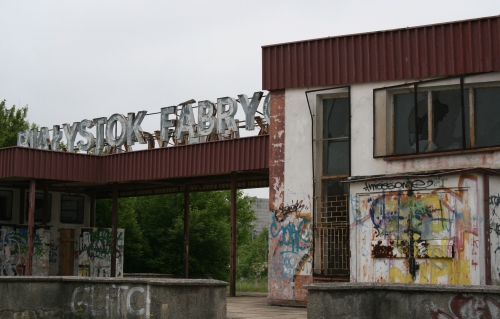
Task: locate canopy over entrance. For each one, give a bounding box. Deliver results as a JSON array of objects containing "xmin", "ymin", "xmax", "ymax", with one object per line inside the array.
[{"xmin": 0, "ymin": 134, "xmax": 269, "ymax": 296}]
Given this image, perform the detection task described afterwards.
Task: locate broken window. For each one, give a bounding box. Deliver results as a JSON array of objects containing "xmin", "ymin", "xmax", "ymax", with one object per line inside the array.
[{"xmin": 374, "ymin": 74, "xmax": 500, "ymax": 157}]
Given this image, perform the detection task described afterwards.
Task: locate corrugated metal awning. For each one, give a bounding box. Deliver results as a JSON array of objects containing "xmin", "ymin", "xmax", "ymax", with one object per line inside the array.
[
  {"xmin": 262, "ymin": 16, "xmax": 500, "ymax": 90},
  {"xmin": 0, "ymin": 135, "xmax": 269, "ymax": 198}
]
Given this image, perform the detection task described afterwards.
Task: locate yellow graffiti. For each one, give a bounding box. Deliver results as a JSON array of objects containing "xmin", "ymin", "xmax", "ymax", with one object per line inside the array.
[
  {"xmin": 389, "ymin": 266, "xmax": 413, "ymax": 283},
  {"xmin": 389, "ymin": 259, "xmax": 471, "ymax": 285}
]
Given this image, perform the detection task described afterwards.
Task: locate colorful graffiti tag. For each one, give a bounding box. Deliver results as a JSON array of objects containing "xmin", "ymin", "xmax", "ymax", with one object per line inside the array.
[
  {"xmin": 78, "ymin": 228, "xmax": 124, "ymax": 277},
  {"xmin": 489, "ymin": 192, "xmax": 500, "ymax": 284},
  {"xmin": 430, "ymin": 294, "xmax": 500, "ymax": 319},
  {"xmin": 269, "ymin": 200, "xmax": 312, "ymax": 300},
  {"xmin": 351, "ymin": 175, "xmax": 479, "ymax": 285},
  {"xmin": 0, "ymin": 227, "xmax": 52, "ymax": 276}
]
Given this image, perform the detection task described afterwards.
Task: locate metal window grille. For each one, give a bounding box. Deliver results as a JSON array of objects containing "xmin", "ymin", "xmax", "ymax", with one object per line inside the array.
[{"xmin": 314, "ymin": 194, "xmax": 349, "ymax": 279}]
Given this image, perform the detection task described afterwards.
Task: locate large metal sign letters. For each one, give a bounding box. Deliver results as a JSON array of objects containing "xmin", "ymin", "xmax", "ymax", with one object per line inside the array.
[{"xmin": 17, "ymin": 92, "xmax": 270, "ymax": 154}]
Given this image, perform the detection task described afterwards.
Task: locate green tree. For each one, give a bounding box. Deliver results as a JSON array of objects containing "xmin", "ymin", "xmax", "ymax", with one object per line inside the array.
[
  {"xmin": 96, "ymin": 197, "xmax": 149, "ymax": 273},
  {"xmin": 237, "ymin": 227, "xmax": 269, "ymax": 279},
  {"xmin": 95, "ymin": 190, "xmax": 256, "ymax": 280},
  {"xmin": 0, "ymin": 100, "xmax": 33, "ymax": 148}
]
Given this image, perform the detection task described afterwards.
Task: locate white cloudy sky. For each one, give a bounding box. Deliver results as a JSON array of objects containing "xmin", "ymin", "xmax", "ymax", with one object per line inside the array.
[{"xmin": 1, "ymin": 1, "xmax": 499, "ymax": 197}]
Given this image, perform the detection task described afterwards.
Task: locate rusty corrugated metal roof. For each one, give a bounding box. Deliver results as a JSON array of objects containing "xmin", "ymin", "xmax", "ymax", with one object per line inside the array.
[
  {"xmin": 262, "ymin": 16, "xmax": 500, "ymax": 90},
  {"xmin": 0, "ymin": 135, "xmax": 269, "ymax": 184}
]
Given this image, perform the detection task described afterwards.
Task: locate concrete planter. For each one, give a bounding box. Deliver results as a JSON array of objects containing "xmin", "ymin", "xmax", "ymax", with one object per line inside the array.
[
  {"xmin": 306, "ymin": 282, "xmax": 500, "ymax": 319},
  {"xmin": 0, "ymin": 276, "xmax": 227, "ymax": 318}
]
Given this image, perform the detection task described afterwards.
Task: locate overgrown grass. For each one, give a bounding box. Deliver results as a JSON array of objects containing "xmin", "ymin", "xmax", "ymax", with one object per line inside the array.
[{"xmin": 228, "ymin": 278, "xmax": 268, "ymax": 292}]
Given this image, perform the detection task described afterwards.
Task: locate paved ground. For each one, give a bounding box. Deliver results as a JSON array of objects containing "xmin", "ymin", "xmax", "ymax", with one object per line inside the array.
[{"xmin": 226, "ymin": 292, "xmax": 307, "ymax": 319}]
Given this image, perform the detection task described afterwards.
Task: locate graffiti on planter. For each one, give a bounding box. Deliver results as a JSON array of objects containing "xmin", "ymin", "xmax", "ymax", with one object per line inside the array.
[
  {"xmin": 78, "ymin": 228, "xmax": 124, "ymax": 277},
  {"xmin": 71, "ymin": 284, "xmax": 150, "ymax": 317},
  {"xmin": 430, "ymin": 294, "xmax": 500, "ymax": 319}
]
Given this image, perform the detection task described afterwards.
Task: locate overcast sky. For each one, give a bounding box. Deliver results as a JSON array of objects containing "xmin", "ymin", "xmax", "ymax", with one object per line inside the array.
[{"xmin": 1, "ymin": 1, "xmax": 499, "ymax": 198}]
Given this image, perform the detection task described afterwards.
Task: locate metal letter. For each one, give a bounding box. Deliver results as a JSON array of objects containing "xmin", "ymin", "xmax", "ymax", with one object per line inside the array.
[
  {"xmin": 51, "ymin": 125, "xmax": 63, "ymax": 151},
  {"xmin": 217, "ymin": 97, "xmax": 238, "ymax": 136},
  {"xmin": 93, "ymin": 117, "xmax": 107, "ymax": 155},
  {"xmin": 175, "ymin": 103, "xmax": 198, "ymax": 142},
  {"xmin": 77, "ymin": 119, "xmax": 96, "ymax": 152},
  {"xmin": 263, "ymin": 93, "xmax": 270, "ymax": 125},
  {"xmin": 238, "ymin": 92, "xmax": 264, "ymax": 130},
  {"xmin": 29, "ymin": 128, "xmax": 38, "ymax": 149},
  {"xmin": 63, "ymin": 122, "xmax": 81, "ymax": 152},
  {"xmin": 160, "ymin": 107, "xmax": 175, "ymax": 147},
  {"xmin": 197, "ymin": 100, "xmax": 216, "ymax": 136},
  {"xmin": 17, "ymin": 130, "xmax": 30, "ymax": 147},
  {"xmin": 37, "ymin": 127, "xmax": 50, "ymax": 150},
  {"xmin": 127, "ymin": 111, "xmax": 147, "ymax": 146},
  {"xmin": 106, "ymin": 114, "xmax": 127, "ymax": 148}
]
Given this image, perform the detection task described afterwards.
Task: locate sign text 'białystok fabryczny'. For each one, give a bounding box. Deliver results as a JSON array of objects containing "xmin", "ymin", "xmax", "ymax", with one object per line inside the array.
[{"xmin": 17, "ymin": 92, "xmax": 270, "ymax": 154}]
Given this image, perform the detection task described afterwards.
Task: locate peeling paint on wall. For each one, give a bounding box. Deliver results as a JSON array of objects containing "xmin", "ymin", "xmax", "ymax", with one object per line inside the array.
[
  {"xmin": 269, "ymin": 200, "xmax": 312, "ymax": 301},
  {"xmin": 267, "ymin": 89, "xmax": 314, "ymax": 303},
  {"xmin": 351, "ymin": 174, "xmax": 481, "ymax": 285}
]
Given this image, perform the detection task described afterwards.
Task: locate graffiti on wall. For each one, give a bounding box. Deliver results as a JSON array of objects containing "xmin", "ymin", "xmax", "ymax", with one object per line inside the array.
[
  {"xmin": 352, "ymin": 174, "xmax": 479, "ymax": 284},
  {"xmin": 269, "ymin": 200, "xmax": 312, "ymax": 300},
  {"xmin": 489, "ymin": 192, "xmax": 500, "ymax": 283},
  {"xmin": 71, "ymin": 284, "xmax": 150, "ymax": 317},
  {"xmin": 0, "ymin": 227, "xmax": 52, "ymax": 276},
  {"xmin": 429, "ymin": 294, "xmax": 500, "ymax": 319},
  {"xmin": 363, "ymin": 177, "xmax": 447, "ymax": 192},
  {"xmin": 78, "ymin": 228, "xmax": 124, "ymax": 278}
]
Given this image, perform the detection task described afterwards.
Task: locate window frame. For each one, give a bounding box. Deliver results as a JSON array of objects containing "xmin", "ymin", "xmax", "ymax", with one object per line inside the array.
[
  {"xmin": 311, "ymin": 86, "xmax": 351, "ymax": 279},
  {"xmin": 313, "ymin": 87, "xmax": 351, "ymax": 190},
  {"xmin": 373, "ymin": 72, "xmax": 500, "ymax": 158},
  {"xmin": 25, "ymin": 192, "xmax": 52, "ymax": 223},
  {"xmin": 60, "ymin": 195, "xmax": 85, "ymax": 224},
  {"xmin": 0, "ymin": 190, "xmax": 13, "ymax": 221}
]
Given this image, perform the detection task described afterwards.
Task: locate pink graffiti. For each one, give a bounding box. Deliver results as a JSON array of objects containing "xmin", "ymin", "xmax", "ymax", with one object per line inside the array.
[{"xmin": 430, "ymin": 294, "xmax": 500, "ymax": 319}]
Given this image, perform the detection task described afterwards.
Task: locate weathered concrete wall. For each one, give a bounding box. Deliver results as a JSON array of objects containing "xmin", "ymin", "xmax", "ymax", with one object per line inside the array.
[
  {"xmin": 307, "ymin": 282, "xmax": 500, "ymax": 319},
  {"xmin": 0, "ymin": 277, "xmax": 227, "ymax": 318}
]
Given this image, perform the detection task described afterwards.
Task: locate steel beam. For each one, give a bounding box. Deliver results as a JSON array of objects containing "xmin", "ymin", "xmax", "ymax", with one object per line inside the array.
[
  {"xmin": 26, "ymin": 179, "xmax": 36, "ymax": 276},
  {"xmin": 111, "ymin": 182, "xmax": 118, "ymax": 277},
  {"xmin": 184, "ymin": 185, "xmax": 190, "ymax": 278},
  {"xmin": 230, "ymin": 171, "xmax": 237, "ymax": 297}
]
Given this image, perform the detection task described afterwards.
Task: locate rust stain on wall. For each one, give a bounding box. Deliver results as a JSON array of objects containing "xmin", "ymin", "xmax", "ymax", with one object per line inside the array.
[{"xmin": 269, "ymin": 89, "xmax": 285, "ymax": 210}]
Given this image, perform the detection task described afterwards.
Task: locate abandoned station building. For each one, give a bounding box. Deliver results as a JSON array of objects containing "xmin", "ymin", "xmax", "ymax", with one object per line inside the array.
[
  {"xmin": 263, "ymin": 15, "xmax": 500, "ymax": 306},
  {"xmin": 0, "ymin": 14, "xmax": 499, "ymax": 308}
]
